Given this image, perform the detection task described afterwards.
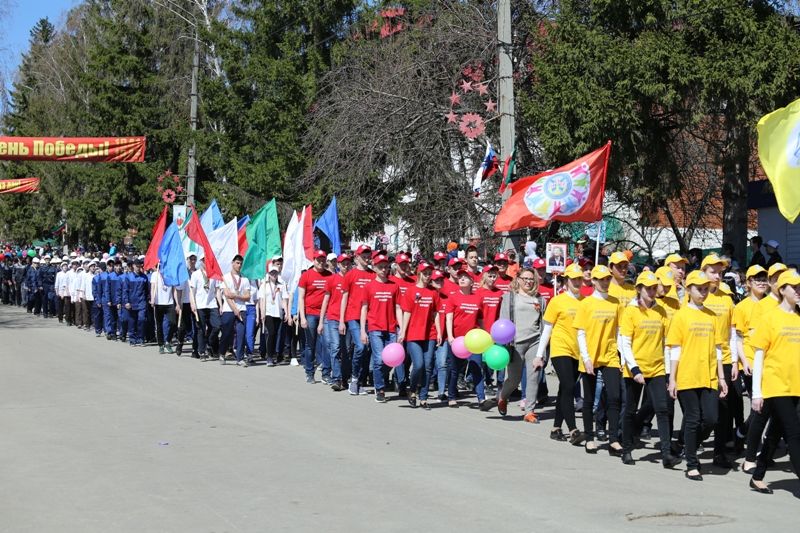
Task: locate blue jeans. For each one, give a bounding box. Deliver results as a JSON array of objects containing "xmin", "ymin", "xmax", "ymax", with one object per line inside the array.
[
  {"xmin": 407, "ymin": 340, "xmax": 436, "ymax": 401},
  {"xmin": 435, "ymin": 343, "xmax": 450, "ymax": 396},
  {"xmin": 303, "ymin": 314, "xmax": 321, "ymax": 378},
  {"xmin": 324, "ymin": 320, "xmax": 345, "ymax": 381},
  {"xmin": 92, "ymin": 302, "xmax": 103, "ymax": 334},
  {"xmin": 368, "ymin": 330, "xmax": 402, "ymax": 391},
  {"xmin": 244, "ymin": 305, "xmax": 257, "ymax": 355},
  {"xmin": 449, "ymin": 353, "xmax": 486, "ymax": 401},
  {"xmin": 347, "ymin": 320, "xmax": 367, "ymax": 383},
  {"xmin": 127, "ymin": 307, "xmax": 146, "ymax": 344},
  {"xmin": 221, "ymin": 311, "xmax": 246, "ymax": 362}
]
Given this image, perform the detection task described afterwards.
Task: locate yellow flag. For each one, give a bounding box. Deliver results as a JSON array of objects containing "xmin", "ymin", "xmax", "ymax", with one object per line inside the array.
[{"xmin": 757, "ymin": 98, "xmax": 800, "ymax": 222}]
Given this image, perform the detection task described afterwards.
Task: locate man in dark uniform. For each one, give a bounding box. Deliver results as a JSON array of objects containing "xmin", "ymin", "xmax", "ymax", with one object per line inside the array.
[
  {"xmin": 13, "ymin": 257, "xmax": 26, "ymax": 306},
  {"xmin": 25, "ymin": 257, "xmax": 42, "ymax": 315},
  {"xmin": 104, "ymin": 259, "xmax": 121, "ymax": 340},
  {"xmin": 122, "ymin": 259, "xmax": 149, "ymax": 346},
  {"xmin": 39, "ymin": 255, "xmax": 57, "ymax": 318}
]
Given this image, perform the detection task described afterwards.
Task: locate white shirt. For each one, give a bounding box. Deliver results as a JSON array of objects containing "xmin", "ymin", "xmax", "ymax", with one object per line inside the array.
[
  {"xmin": 221, "ymin": 271, "xmax": 255, "ymax": 313},
  {"xmin": 179, "ymin": 278, "xmax": 193, "ymax": 304},
  {"xmin": 66, "ymin": 269, "xmax": 79, "ymax": 299},
  {"xmin": 258, "ymin": 277, "xmax": 288, "ymax": 318},
  {"xmin": 190, "ymin": 269, "xmax": 218, "ymax": 309},
  {"xmin": 55, "ymin": 270, "xmax": 68, "ymax": 297},
  {"xmin": 83, "ymin": 271, "xmax": 95, "ymax": 301},
  {"xmin": 151, "ymin": 271, "xmax": 175, "ymax": 306}
]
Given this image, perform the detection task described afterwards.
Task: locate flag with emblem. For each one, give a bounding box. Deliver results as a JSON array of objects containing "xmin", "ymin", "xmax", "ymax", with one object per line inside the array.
[{"xmin": 757, "ymin": 98, "xmax": 800, "ymax": 222}]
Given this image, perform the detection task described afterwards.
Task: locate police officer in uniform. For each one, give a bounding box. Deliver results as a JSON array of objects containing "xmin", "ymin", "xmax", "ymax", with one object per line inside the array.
[{"xmin": 40, "ymin": 255, "xmax": 57, "ymax": 318}]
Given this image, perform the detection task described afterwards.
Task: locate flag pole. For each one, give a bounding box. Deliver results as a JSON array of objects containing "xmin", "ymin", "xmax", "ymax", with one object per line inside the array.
[{"xmin": 594, "ymin": 219, "xmax": 602, "ymax": 266}]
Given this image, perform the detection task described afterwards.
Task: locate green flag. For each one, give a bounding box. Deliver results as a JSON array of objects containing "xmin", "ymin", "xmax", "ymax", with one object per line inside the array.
[{"xmin": 241, "ymin": 199, "xmax": 282, "ymax": 279}]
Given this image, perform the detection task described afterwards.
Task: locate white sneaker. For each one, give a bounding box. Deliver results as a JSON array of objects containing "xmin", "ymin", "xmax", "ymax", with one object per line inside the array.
[
  {"xmin": 219, "ymin": 355, "xmax": 226, "ymax": 365},
  {"xmin": 290, "ymin": 358, "xmax": 300, "ymax": 366}
]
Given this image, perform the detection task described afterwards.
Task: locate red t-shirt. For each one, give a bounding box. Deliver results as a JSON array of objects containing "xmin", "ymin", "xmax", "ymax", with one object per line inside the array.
[
  {"xmin": 390, "ymin": 274, "xmax": 416, "ymax": 299},
  {"xmin": 476, "ymin": 286, "xmax": 503, "ymax": 330},
  {"xmin": 342, "ymin": 268, "xmax": 375, "ymax": 322},
  {"xmin": 580, "ymin": 284, "xmax": 594, "ymax": 297},
  {"xmin": 299, "ymin": 268, "xmax": 332, "ymax": 315},
  {"xmin": 495, "ymin": 274, "xmax": 513, "ymax": 293},
  {"xmin": 445, "ymin": 291, "xmax": 483, "ymax": 337},
  {"xmin": 436, "ymin": 290, "xmax": 449, "ymax": 337},
  {"xmin": 363, "ymin": 279, "xmax": 400, "ymax": 332},
  {"xmin": 539, "ymin": 283, "xmax": 554, "ymax": 306},
  {"xmin": 324, "ymin": 273, "xmax": 345, "ymax": 321},
  {"xmin": 401, "ymin": 285, "xmax": 440, "ymax": 341},
  {"xmin": 442, "ymin": 278, "xmax": 460, "ymax": 296}
]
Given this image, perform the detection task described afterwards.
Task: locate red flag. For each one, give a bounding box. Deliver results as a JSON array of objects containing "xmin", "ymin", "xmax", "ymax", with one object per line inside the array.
[
  {"xmin": 186, "ymin": 205, "xmax": 224, "ymax": 281},
  {"xmin": 302, "ymin": 205, "xmax": 314, "ymax": 260},
  {"xmin": 144, "ymin": 205, "xmax": 169, "ymax": 270},
  {"xmin": 494, "ymin": 142, "xmax": 611, "ymax": 232},
  {"xmin": 238, "ymin": 224, "xmax": 249, "ymax": 256}
]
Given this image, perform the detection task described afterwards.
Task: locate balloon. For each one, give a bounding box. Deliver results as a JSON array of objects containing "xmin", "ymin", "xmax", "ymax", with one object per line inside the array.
[
  {"xmin": 491, "ymin": 319, "xmax": 516, "ymax": 345},
  {"xmin": 27, "ymin": 249, "xmax": 36, "ymax": 257},
  {"xmin": 484, "ymin": 344, "xmax": 510, "ymax": 371},
  {"xmin": 464, "ymin": 328, "xmax": 493, "ymax": 354},
  {"xmin": 451, "ymin": 336, "xmax": 471, "ymax": 359},
  {"xmin": 381, "ymin": 342, "xmax": 406, "ymax": 368}
]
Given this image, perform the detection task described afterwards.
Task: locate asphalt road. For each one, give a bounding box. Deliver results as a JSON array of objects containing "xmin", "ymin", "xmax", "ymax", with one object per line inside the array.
[{"xmin": 0, "ymin": 305, "xmax": 797, "ymax": 532}]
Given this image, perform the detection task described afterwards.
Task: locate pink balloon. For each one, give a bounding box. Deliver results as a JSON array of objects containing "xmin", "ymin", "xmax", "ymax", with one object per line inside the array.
[
  {"xmin": 381, "ymin": 342, "xmax": 406, "ymax": 367},
  {"xmin": 451, "ymin": 336, "xmax": 471, "ymax": 359}
]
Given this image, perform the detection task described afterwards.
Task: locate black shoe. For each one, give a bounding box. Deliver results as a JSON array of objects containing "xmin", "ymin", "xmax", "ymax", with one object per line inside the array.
[
  {"xmin": 479, "ymin": 399, "xmax": 495, "ymax": 411},
  {"xmin": 639, "ymin": 426, "xmax": 652, "ymax": 440},
  {"xmin": 438, "ymin": 393, "xmax": 448, "ymax": 402},
  {"xmin": 608, "ymin": 444, "xmax": 623, "ymax": 457},
  {"xmin": 713, "ymin": 455, "xmax": 734, "ymax": 469},
  {"xmin": 585, "ymin": 442, "xmax": 598, "ymax": 454},
  {"xmin": 420, "ymin": 401, "xmax": 431, "ymax": 411},
  {"xmin": 596, "ymin": 429, "xmax": 608, "ymax": 442},
  {"xmin": 749, "ymin": 478, "xmax": 773, "ymax": 494},
  {"xmin": 662, "ymin": 454, "xmax": 682, "ymax": 469},
  {"xmin": 685, "ymin": 470, "xmax": 703, "ymax": 481},
  {"xmin": 331, "ymin": 381, "xmax": 344, "ymax": 392},
  {"xmin": 569, "ymin": 430, "xmax": 586, "ymax": 446},
  {"xmin": 375, "ymin": 390, "xmax": 387, "ymax": 403},
  {"xmin": 622, "ymin": 452, "xmax": 635, "ymax": 465},
  {"xmin": 550, "ymin": 429, "xmax": 566, "ymax": 441},
  {"xmin": 408, "ymin": 394, "xmax": 418, "ymax": 408}
]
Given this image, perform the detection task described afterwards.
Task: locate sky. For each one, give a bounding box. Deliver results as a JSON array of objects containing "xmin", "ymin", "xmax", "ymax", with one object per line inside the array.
[{"xmin": 1, "ymin": 0, "xmax": 80, "ymax": 86}]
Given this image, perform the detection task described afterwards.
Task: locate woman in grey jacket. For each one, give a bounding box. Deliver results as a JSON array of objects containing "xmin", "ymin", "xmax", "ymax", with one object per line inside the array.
[{"xmin": 496, "ymin": 267, "xmax": 544, "ymax": 423}]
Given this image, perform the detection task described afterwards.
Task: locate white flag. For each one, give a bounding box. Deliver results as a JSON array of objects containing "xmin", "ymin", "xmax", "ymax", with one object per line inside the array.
[{"xmin": 208, "ymin": 218, "xmax": 239, "ymax": 275}]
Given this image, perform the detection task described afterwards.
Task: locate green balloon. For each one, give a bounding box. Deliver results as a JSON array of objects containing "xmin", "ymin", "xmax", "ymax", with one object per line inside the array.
[
  {"xmin": 483, "ymin": 344, "xmax": 510, "ymax": 371},
  {"xmin": 27, "ymin": 249, "xmax": 36, "ymax": 257}
]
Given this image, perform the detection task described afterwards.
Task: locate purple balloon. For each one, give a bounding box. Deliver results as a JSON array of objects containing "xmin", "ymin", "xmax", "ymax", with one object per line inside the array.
[
  {"xmin": 491, "ymin": 319, "xmax": 516, "ymax": 345},
  {"xmin": 451, "ymin": 336, "xmax": 471, "ymax": 359},
  {"xmin": 381, "ymin": 342, "xmax": 406, "ymax": 367}
]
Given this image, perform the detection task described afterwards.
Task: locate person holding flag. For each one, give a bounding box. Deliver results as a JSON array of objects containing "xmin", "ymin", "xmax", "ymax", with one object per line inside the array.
[
  {"xmin": 191, "ymin": 256, "xmax": 222, "ymax": 361},
  {"xmin": 220, "ymin": 255, "xmax": 257, "ymax": 366}
]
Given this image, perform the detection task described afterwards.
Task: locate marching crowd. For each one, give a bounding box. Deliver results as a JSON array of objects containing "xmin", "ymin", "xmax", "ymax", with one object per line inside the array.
[{"xmin": 1, "ymin": 238, "xmax": 799, "ymax": 494}]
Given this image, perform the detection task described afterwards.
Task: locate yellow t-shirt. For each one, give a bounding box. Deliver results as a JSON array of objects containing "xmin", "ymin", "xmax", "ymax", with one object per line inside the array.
[
  {"xmin": 543, "ymin": 292, "xmax": 582, "ymax": 360},
  {"xmin": 666, "ymin": 305, "xmax": 723, "ymax": 390},
  {"xmin": 573, "ymin": 295, "xmax": 621, "ymax": 371},
  {"xmin": 749, "ymin": 293, "xmax": 781, "ymax": 334},
  {"xmin": 620, "ymin": 304, "xmax": 667, "ymax": 378},
  {"xmin": 703, "ymin": 289, "xmax": 734, "ymax": 365},
  {"xmin": 609, "ymin": 281, "xmax": 636, "ymax": 308},
  {"xmin": 749, "ymin": 307, "xmax": 800, "ymax": 398},
  {"xmin": 657, "ymin": 296, "xmax": 681, "ymax": 326},
  {"xmin": 733, "ymin": 296, "xmax": 761, "ymax": 365}
]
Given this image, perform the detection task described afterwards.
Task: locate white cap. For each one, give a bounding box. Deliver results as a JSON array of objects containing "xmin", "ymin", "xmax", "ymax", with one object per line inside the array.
[
  {"xmin": 271, "ymin": 255, "xmax": 282, "ymax": 262},
  {"xmin": 62, "ymin": 255, "xmax": 69, "ymax": 262},
  {"xmin": 44, "ymin": 254, "xmax": 51, "ymax": 259},
  {"xmin": 51, "ymin": 257, "xmax": 62, "ymax": 264},
  {"xmin": 32, "ymin": 257, "xmax": 40, "ymax": 263},
  {"xmin": 766, "ymin": 239, "xmax": 780, "ymax": 249},
  {"xmin": 326, "ymin": 253, "xmax": 337, "ymax": 261},
  {"xmin": 184, "ymin": 250, "xmax": 198, "ymax": 259},
  {"xmin": 69, "ymin": 252, "xmax": 77, "ymax": 258}
]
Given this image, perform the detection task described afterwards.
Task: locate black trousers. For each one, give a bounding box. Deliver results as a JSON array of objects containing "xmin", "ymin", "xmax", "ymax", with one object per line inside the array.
[
  {"xmin": 176, "ymin": 303, "xmax": 197, "ymax": 355},
  {"xmin": 752, "ymin": 396, "xmax": 800, "ymax": 482},
  {"xmin": 678, "ymin": 388, "xmax": 719, "ymax": 470},
  {"xmin": 196, "ymin": 307, "xmax": 221, "ymax": 356},
  {"xmin": 552, "ymin": 356, "xmax": 579, "ymax": 431},
  {"xmin": 713, "ymin": 363, "xmax": 736, "ymax": 456},
  {"xmin": 582, "ymin": 366, "xmax": 621, "ymax": 443},
  {"xmin": 154, "ymin": 304, "xmax": 177, "ymax": 346},
  {"xmin": 259, "ymin": 316, "xmax": 282, "ymax": 358},
  {"xmin": 623, "ymin": 375, "xmax": 671, "ymax": 456}
]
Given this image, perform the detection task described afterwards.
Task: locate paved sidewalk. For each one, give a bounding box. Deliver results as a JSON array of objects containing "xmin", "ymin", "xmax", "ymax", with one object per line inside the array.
[{"xmin": 0, "ymin": 305, "xmax": 796, "ymax": 532}]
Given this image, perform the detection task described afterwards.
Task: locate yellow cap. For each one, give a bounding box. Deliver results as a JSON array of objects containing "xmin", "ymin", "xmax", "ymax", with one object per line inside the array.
[
  {"xmin": 655, "ymin": 266, "xmax": 675, "ymax": 286},
  {"xmin": 745, "ymin": 265, "xmax": 767, "ymax": 279},
  {"xmin": 717, "ymin": 282, "xmax": 733, "ymax": 295},
  {"xmin": 776, "ymin": 269, "xmax": 800, "ymax": 289},
  {"xmin": 562, "ymin": 263, "xmax": 584, "ymax": 279},
  {"xmin": 700, "ymin": 253, "xmax": 728, "ymax": 269},
  {"xmin": 768, "ymin": 263, "xmax": 787, "ymax": 278},
  {"xmin": 685, "ymin": 270, "xmax": 711, "ymax": 287},
  {"xmin": 664, "ymin": 253, "xmax": 688, "ymax": 266},
  {"xmin": 608, "ymin": 251, "xmax": 629, "ymax": 265},
  {"xmin": 591, "ymin": 265, "xmax": 612, "ymax": 279},
  {"xmin": 635, "ymin": 271, "xmax": 659, "ymax": 287}
]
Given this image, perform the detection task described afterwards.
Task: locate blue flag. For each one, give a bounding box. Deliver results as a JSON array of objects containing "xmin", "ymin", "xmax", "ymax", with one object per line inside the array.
[
  {"xmin": 314, "ymin": 196, "xmax": 341, "ymax": 255},
  {"xmin": 158, "ymin": 222, "xmax": 189, "ymax": 287},
  {"xmin": 200, "ymin": 199, "xmax": 224, "ymax": 234}
]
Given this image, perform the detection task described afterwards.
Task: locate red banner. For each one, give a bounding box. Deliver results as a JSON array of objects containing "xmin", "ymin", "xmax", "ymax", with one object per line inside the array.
[
  {"xmin": 0, "ymin": 177, "xmax": 40, "ymax": 194},
  {"xmin": 0, "ymin": 136, "xmax": 145, "ymax": 163}
]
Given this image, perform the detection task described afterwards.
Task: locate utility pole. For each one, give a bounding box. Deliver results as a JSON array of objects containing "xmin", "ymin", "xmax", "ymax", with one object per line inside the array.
[
  {"xmin": 497, "ymin": 0, "xmax": 517, "ymax": 252},
  {"xmin": 186, "ymin": 29, "xmax": 199, "ymax": 207}
]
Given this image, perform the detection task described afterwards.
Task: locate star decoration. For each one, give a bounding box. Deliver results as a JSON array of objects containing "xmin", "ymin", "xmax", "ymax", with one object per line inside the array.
[
  {"xmin": 459, "ymin": 113, "xmax": 485, "ymax": 140},
  {"xmin": 449, "ymin": 92, "xmax": 461, "ymax": 106},
  {"xmin": 476, "ymin": 83, "xmax": 489, "ymax": 96},
  {"xmin": 485, "ymin": 99, "xmax": 497, "ymax": 113},
  {"xmin": 460, "ymin": 80, "xmax": 473, "ymax": 93},
  {"xmin": 445, "ymin": 110, "xmax": 458, "ymax": 124}
]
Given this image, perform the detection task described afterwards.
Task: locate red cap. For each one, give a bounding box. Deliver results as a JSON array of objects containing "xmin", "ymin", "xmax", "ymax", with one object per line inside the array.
[
  {"xmin": 373, "ymin": 254, "xmax": 389, "ymax": 265},
  {"xmin": 431, "ymin": 269, "xmax": 445, "ymax": 281},
  {"xmin": 313, "ymin": 250, "xmax": 327, "ymax": 259},
  {"xmin": 533, "ymin": 258, "xmax": 546, "ymax": 269},
  {"xmin": 371, "ymin": 250, "xmax": 384, "ymax": 260},
  {"xmin": 482, "ymin": 265, "xmax": 499, "ymax": 273},
  {"xmin": 448, "ymin": 257, "xmax": 465, "ymax": 267},
  {"xmin": 355, "ymin": 245, "xmax": 372, "ymax": 255},
  {"xmin": 337, "ymin": 254, "xmax": 351, "ymax": 262},
  {"xmin": 433, "ymin": 251, "xmax": 447, "ymax": 261},
  {"xmin": 493, "ymin": 253, "xmax": 509, "ymax": 262},
  {"xmin": 416, "ymin": 262, "xmax": 433, "ymax": 273},
  {"xmin": 396, "ymin": 253, "xmax": 411, "ymax": 264}
]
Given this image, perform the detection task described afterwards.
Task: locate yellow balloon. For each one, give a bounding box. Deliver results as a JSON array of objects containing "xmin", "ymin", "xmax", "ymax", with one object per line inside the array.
[{"xmin": 464, "ymin": 328, "xmax": 493, "ymax": 354}]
